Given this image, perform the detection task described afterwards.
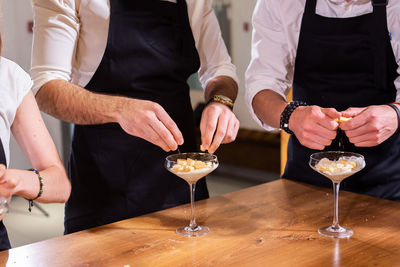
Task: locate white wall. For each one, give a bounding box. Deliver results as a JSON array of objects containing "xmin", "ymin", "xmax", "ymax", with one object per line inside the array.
[
  {"xmin": 1, "ymin": 0, "xmax": 32, "ymax": 71},
  {"xmin": 0, "ymin": 0, "xmax": 64, "ymax": 169},
  {"xmin": 192, "ymin": 0, "xmax": 262, "ymax": 131},
  {"xmin": 230, "ymin": 0, "xmax": 261, "ymax": 131}
]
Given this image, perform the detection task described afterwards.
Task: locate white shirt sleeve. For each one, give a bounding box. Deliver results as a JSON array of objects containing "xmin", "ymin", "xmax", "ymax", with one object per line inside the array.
[
  {"xmin": 245, "ymin": 0, "xmax": 294, "ymax": 131},
  {"xmin": 31, "ymin": 0, "xmax": 80, "ymax": 95},
  {"xmin": 0, "ymin": 57, "xmax": 32, "ymax": 165},
  {"xmin": 388, "ymin": 6, "xmax": 400, "ymax": 102},
  {"xmin": 13, "ymin": 63, "xmax": 33, "ymax": 110},
  {"xmin": 189, "ymin": 0, "xmax": 239, "ymax": 89}
]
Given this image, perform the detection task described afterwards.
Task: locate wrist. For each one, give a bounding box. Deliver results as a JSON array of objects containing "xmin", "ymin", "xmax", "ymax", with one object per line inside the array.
[
  {"xmin": 280, "ymin": 101, "xmax": 307, "ymax": 134},
  {"xmin": 205, "ymin": 76, "xmax": 238, "ymax": 102},
  {"xmin": 107, "ymin": 96, "xmax": 130, "ymax": 124},
  {"xmin": 387, "ymin": 103, "xmax": 400, "ymax": 135},
  {"xmin": 3, "ymin": 169, "xmax": 21, "ymax": 196},
  {"xmin": 206, "ymin": 95, "xmax": 234, "ymax": 110}
]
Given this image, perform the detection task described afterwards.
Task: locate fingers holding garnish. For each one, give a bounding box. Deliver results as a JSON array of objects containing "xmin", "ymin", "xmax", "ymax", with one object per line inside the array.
[
  {"xmin": 334, "ymin": 116, "xmax": 352, "ymax": 123},
  {"xmin": 200, "ymin": 144, "xmax": 208, "ymax": 153}
]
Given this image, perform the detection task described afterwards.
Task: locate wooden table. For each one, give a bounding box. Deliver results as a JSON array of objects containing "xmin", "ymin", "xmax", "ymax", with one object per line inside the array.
[{"xmin": 1, "ymin": 179, "xmax": 400, "ymax": 266}]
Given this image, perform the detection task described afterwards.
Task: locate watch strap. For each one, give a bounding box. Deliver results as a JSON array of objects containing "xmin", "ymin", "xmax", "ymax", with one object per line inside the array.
[
  {"xmin": 387, "ymin": 103, "xmax": 400, "ymax": 135},
  {"xmin": 206, "ymin": 95, "xmax": 234, "ymax": 110}
]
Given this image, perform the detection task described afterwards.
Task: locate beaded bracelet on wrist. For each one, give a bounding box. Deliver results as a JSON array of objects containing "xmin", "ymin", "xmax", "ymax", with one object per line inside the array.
[
  {"xmin": 27, "ymin": 168, "xmax": 43, "ymax": 212},
  {"xmin": 280, "ymin": 101, "xmax": 307, "ymax": 134}
]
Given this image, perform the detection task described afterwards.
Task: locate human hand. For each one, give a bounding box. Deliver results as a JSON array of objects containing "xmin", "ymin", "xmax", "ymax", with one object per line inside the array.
[
  {"xmin": 116, "ymin": 99, "xmax": 183, "ymax": 152},
  {"xmin": 0, "ymin": 164, "xmax": 16, "ymax": 199},
  {"xmin": 199, "ymin": 103, "xmax": 239, "ymax": 154},
  {"xmin": 289, "ymin": 106, "xmax": 340, "ymax": 150},
  {"xmin": 339, "ymin": 105, "xmax": 398, "ymax": 147}
]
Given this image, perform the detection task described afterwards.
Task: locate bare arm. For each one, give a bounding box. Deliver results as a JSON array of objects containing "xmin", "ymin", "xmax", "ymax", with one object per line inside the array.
[
  {"xmin": 36, "ymin": 80, "xmax": 183, "ymax": 152},
  {"xmin": 252, "ymin": 89, "xmax": 288, "ymax": 129},
  {"xmin": 36, "ymin": 79, "xmax": 123, "ymax": 125},
  {"xmin": 0, "ymin": 91, "xmax": 70, "ymax": 202},
  {"xmin": 204, "ymin": 76, "xmax": 238, "ymax": 103}
]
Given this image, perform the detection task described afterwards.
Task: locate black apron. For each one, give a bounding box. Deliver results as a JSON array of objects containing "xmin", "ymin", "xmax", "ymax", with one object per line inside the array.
[
  {"xmin": 0, "ymin": 140, "xmax": 11, "ymax": 250},
  {"xmin": 65, "ymin": 0, "xmax": 208, "ymax": 234},
  {"xmin": 283, "ymin": 0, "xmax": 400, "ymax": 201}
]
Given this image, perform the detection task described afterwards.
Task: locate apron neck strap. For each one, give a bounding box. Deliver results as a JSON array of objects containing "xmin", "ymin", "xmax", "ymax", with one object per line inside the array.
[
  {"xmin": 304, "ymin": 0, "xmax": 317, "ymax": 16},
  {"xmin": 371, "ymin": 0, "xmax": 389, "ymax": 90},
  {"xmin": 372, "ymin": 0, "xmax": 388, "ymax": 6}
]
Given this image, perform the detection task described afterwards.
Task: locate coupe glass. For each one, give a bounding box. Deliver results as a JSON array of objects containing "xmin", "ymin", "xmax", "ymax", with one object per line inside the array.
[
  {"xmin": 0, "ymin": 195, "xmax": 10, "ymax": 220},
  {"xmin": 309, "ymin": 151, "xmax": 365, "ymax": 238},
  {"xmin": 165, "ymin": 152, "xmax": 218, "ymax": 237}
]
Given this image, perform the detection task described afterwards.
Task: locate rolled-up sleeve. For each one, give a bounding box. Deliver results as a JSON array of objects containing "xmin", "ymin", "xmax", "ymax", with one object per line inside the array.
[
  {"xmin": 192, "ymin": 0, "xmax": 239, "ymax": 89},
  {"xmin": 245, "ymin": 0, "xmax": 293, "ymax": 131},
  {"xmin": 31, "ymin": 0, "xmax": 79, "ymax": 95}
]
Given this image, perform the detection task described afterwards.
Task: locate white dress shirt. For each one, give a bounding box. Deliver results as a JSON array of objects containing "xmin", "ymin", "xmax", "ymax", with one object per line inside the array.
[
  {"xmin": 0, "ymin": 57, "xmax": 32, "ymax": 165},
  {"xmin": 245, "ymin": 0, "xmax": 400, "ymax": 131},
  {"xmin": 31, "ymin": 0, "xmax": 238, "ymax": 94}
]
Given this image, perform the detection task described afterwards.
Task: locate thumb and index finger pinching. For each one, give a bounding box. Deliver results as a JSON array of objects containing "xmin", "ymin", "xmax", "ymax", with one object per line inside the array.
[{"xmin": 321, "ymin": 107, "xmax": 341, "ymax": 120}]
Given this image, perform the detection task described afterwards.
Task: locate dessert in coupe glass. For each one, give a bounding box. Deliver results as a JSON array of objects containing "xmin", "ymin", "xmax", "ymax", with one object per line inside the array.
[
  {"xmin": 309, "ymin": 151, "xmax": 365, "ymax": 238},
  {"xmin": 165, "ymin": 152, "xmax": 218, "ymax": 237}
]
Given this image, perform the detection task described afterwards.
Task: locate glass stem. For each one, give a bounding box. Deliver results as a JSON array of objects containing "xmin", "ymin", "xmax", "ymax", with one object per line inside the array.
[
  {"xmin": 332, "ymin": 182, "xmax": 341, "ymax": 229},
  {"xmin": 188, "ymin": 182, "xmax": 198, "ymax": 230}
]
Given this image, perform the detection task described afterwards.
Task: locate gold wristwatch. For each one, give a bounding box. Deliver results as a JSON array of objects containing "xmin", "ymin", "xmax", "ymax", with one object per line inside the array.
[{"xmin": 206, "ymin": 95, "xmax": 234, "ymax": 110}]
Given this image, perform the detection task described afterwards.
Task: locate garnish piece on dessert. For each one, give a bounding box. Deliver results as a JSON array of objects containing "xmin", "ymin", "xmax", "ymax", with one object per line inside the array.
[
  {"xmin": 171, "ymin": 158, "xmax": 212, "ymax": 173},
  {"xmin": 315, "ymin": 157, "xmax": 357, "ymax": 175}
]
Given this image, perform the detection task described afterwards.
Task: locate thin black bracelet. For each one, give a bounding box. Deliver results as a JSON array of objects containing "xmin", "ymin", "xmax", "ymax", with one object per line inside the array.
[
  {"xmin": 27, "ymin": 168, "xmax": 43, "ymax": 212},
  {"xmin": 387, "ymin": 103, "xmax": 400, "ymax": 135}
]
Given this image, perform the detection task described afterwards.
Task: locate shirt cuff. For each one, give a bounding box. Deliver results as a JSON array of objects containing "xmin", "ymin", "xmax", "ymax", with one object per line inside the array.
[
  {"xmin": 31, "ymin": 70, "xmax": 71, "ymax": 95},
  {"xmin": 199, "ymin": 65, "xmax": 240, "ymax": 90}
]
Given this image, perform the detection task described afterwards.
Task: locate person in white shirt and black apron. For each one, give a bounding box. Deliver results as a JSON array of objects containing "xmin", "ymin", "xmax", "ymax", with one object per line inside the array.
[
  {"xmin": 246, "ymin": 0, "xmax": 400, "ymax": 200},
  {"xmin": 31, "ymin": 0, "xmax": 239, "ymax": 234}
]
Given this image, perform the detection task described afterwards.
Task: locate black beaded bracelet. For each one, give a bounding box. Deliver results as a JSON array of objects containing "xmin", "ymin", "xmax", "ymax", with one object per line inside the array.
[
  {"xmin": 27, "ymin": 168, "xmax": 43, "ymax": 212},
  {"xmin": 280, "ymin": 101, "xmax": 307, "ymax": 134},
  {"xmin": 387, "ymin": 103, "xmax": 400, "ymax": 135}
]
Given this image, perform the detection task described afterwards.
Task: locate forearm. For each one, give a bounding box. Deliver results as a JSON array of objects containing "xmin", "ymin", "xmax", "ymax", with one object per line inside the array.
[
  {"xmin": 252, "ymin": 89, "xmax": 288, "ymax": 129},
  {"xmin": 36, "ymin": 79, "xmax": 126, "ymax": 125},
  {"xmin": 8, "ymin": 92, "xmax": 71, "ymax": 202},
  {"xmin": 204, "ymin": 76, "xmax": 238, "ymax": 102},
  {"xmin": 9, "ymin": 164, "xmax": 70, "ymax": 203}
]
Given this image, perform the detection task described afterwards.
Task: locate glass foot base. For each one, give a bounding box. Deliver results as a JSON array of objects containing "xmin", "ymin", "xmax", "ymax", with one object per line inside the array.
[
  {"xmin": 318, "ymin": 225, "xmax": 353, "ymax": 238},
  {"xmin": 176, "ymin": 225, "xmax": 209, "ymax": 237}
]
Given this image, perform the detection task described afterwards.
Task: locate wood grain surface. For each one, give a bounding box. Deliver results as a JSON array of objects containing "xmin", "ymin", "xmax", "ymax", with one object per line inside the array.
[{"xmin": 1, "ymin": 179, "xmax": 400, "ymax": 266}]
